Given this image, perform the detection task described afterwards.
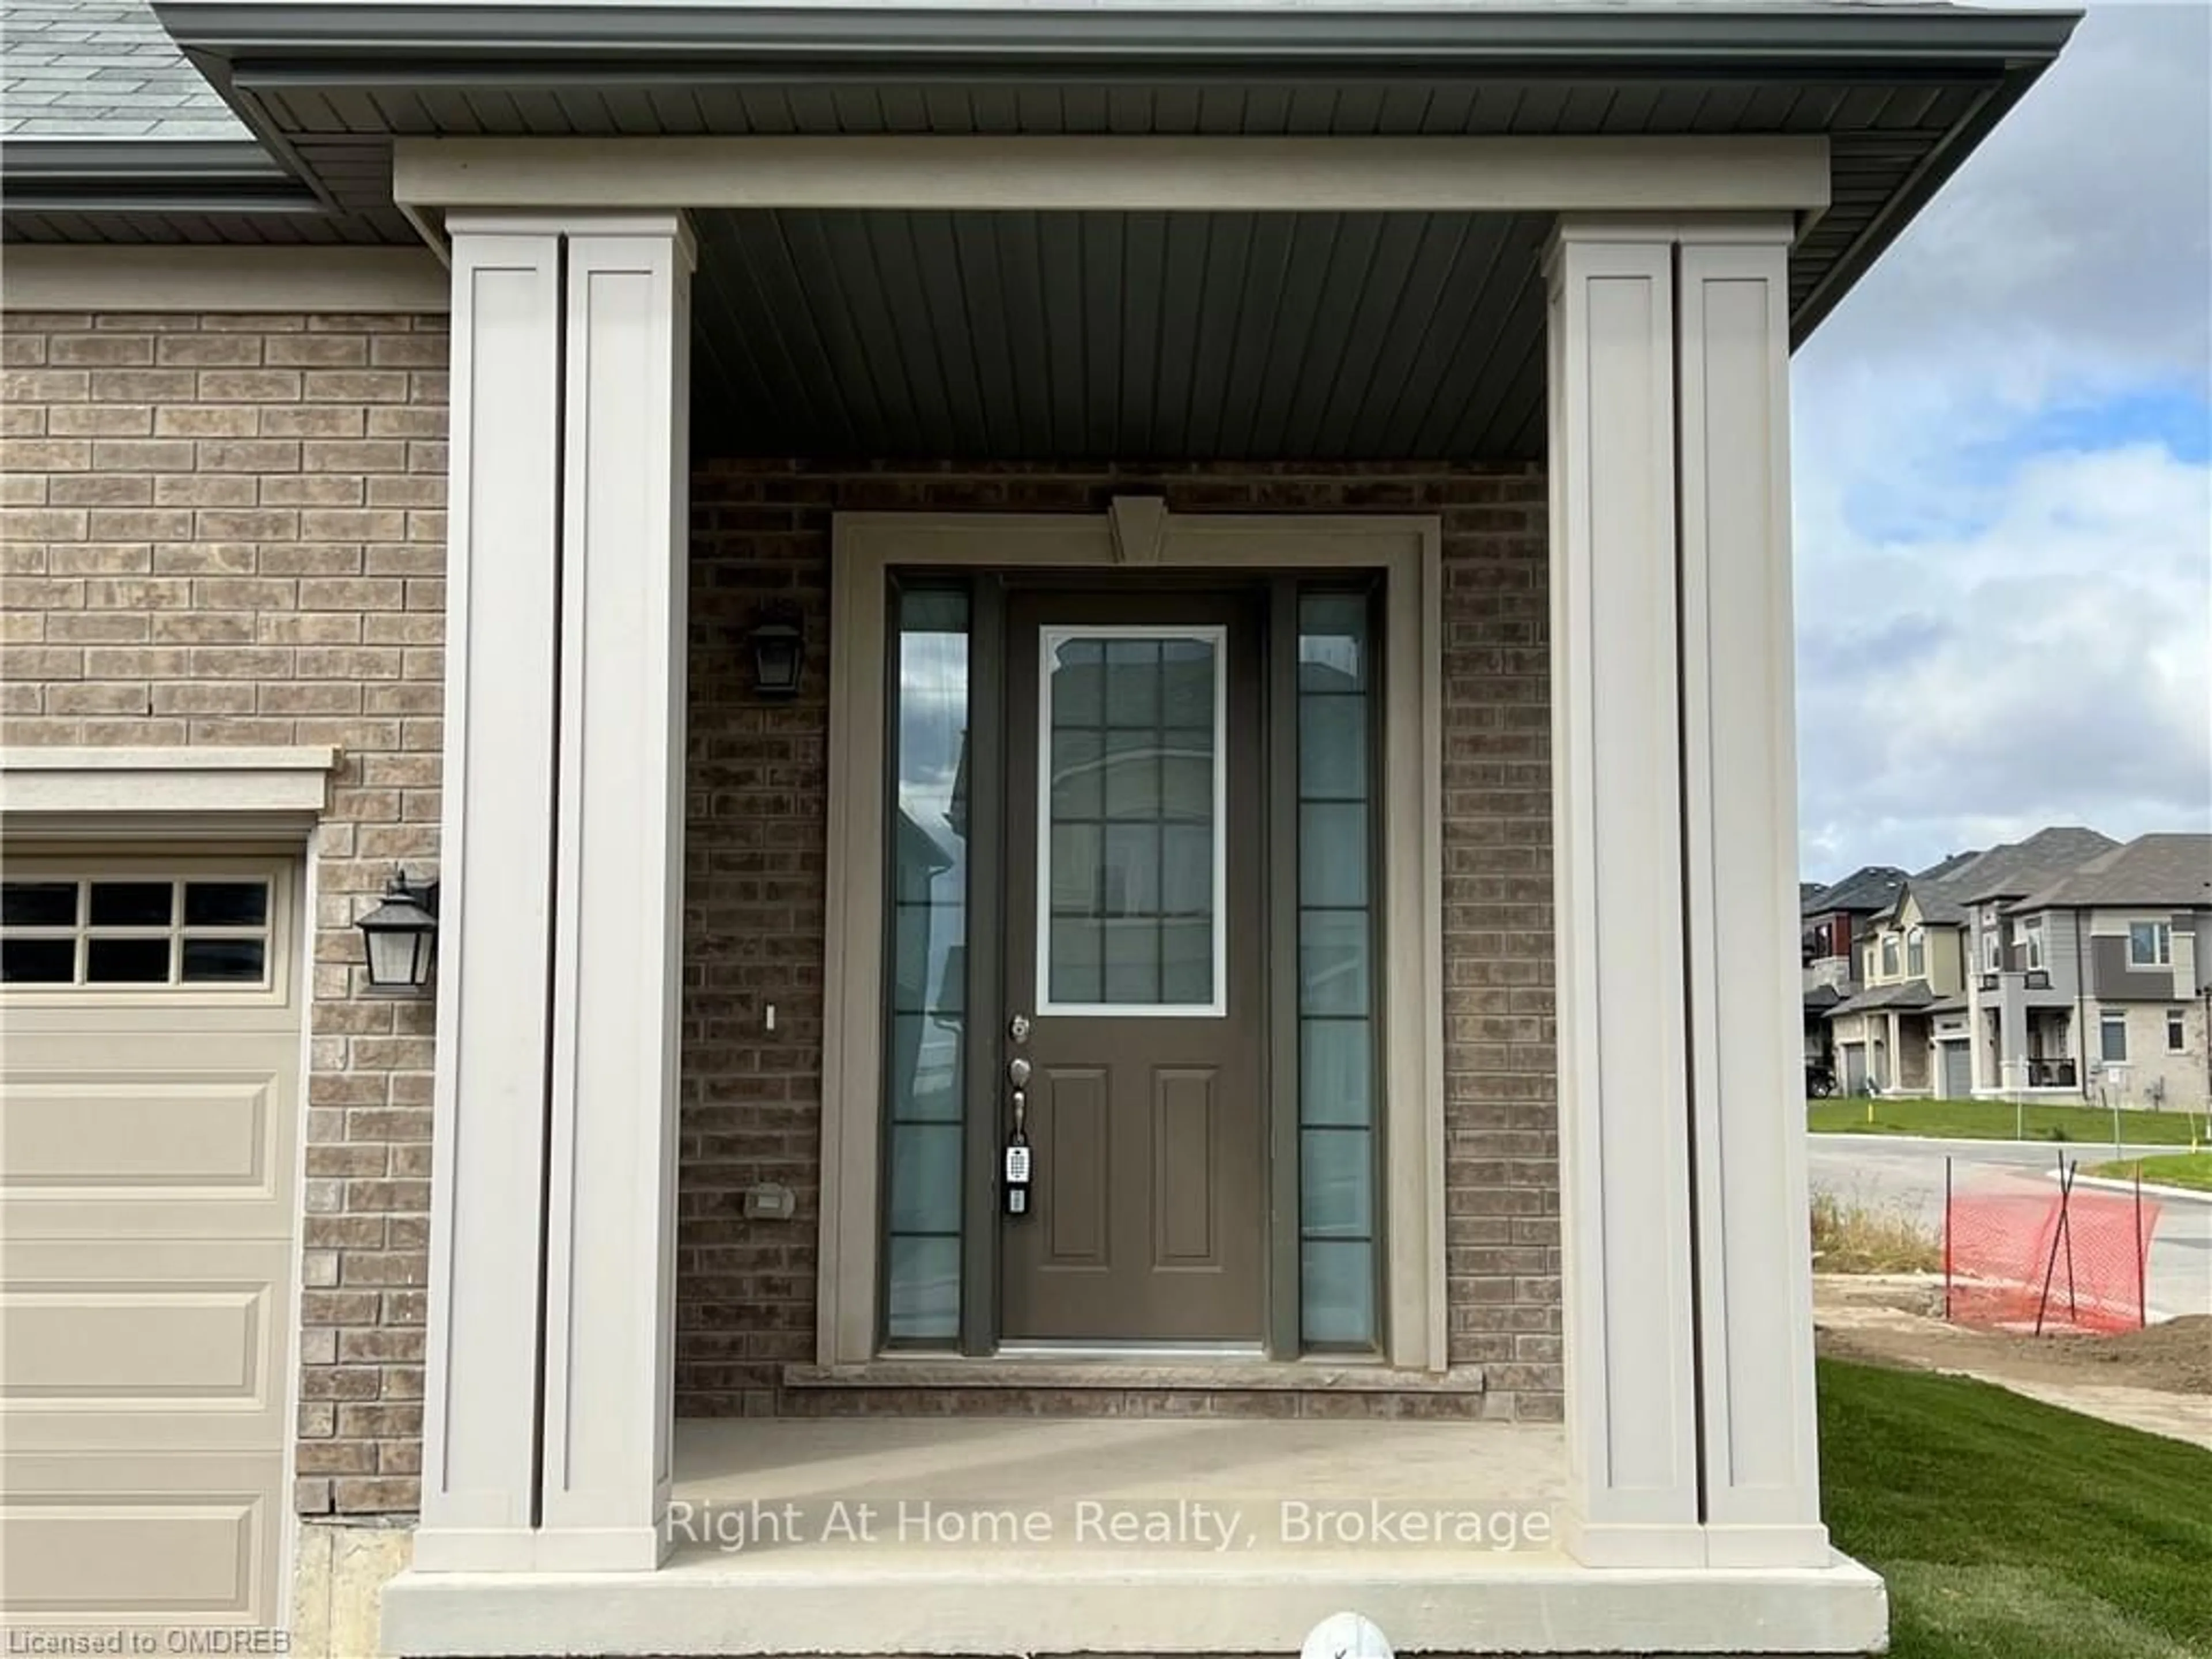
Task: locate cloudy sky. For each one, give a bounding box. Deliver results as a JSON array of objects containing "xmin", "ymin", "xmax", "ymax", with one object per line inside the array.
[{"xmin": 1793, "ymin": 0, "xmax": 2211, "ymax": 884}]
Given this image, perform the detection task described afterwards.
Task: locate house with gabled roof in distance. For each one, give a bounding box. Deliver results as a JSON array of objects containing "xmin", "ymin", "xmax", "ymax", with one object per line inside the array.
[
  {"xmin": 1800, "ymin": 863, "xmax": 1910, "ymax": 1086},
  {"xmin": 1800, "ymin": 864, "xmax": 1903, "ymax": 1079},
  {"xmin": 1977, "ymin": 832, "xmax": 2212, "ymax": 1108},
  {"xmin": 1825, "ymin": 829, "xmax": 2114, "ymax": 1098}
]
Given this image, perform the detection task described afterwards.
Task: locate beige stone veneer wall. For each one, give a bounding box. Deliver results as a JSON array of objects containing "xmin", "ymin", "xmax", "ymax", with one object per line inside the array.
[{"xmin": 1, "ymin": 309, "xmax": 448, "ymax": 1516}]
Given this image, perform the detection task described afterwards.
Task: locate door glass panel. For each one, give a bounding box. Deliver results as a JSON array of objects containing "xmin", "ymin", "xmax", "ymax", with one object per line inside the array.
[
  {"xmin": 885, "ymin": 1236, "xmax": 961, "ymax": 1343},
  {"xmin": 1300, "ymin": 1128, "xmax": 1374, "ymax": 1238},
  {"xmin": 1298, "ymin": 802, "xmax": 1370, "ymax": 908},
  {"xmin": 1296, "ymin": 592, "xmax": 1379, "ymax": 1350},
  {"xmin": 1298, "ymin": 911, "xmax": 1370, "ymax": 1017},
  {"xmin": 883, "ymin": 586, "xmax": 971, "ymax": 1345},
  {"xmin": 1040, "ymin": 627, "xmax": 1222, "ymax": 1014},
  {"xmin": 1300, "ymin": 1240, "xmax": 1376, "ymax": 1346},
  {"xmin": 1299, "ymin": 1019, "xmax": 1372, "ymax": 1127}
]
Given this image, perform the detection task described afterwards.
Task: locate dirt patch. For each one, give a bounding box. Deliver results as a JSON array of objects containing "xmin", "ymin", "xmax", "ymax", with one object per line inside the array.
[{"xmin": 1813, "ymin": 1277, "xmax": 2211, "ymax": 1397}]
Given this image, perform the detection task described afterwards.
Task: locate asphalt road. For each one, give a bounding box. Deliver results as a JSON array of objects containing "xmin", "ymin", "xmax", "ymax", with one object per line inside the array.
[{"xmin": 1806, "ymin": 1132, "xmax": 2212, "ymax": 1323}]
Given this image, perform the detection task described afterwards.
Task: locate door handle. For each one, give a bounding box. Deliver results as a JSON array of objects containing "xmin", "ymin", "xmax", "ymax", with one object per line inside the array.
[{"xmin": 1007, "ymin": 1056, "xmax": 1032, "ymax": 1087}]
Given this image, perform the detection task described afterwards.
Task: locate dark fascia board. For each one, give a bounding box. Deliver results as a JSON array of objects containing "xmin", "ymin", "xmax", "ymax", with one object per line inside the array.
[
  {"xmin": 0, "ymin": 137, "xmax": 324, "ymax": 215},
  {"xmin": 1788, "ymin": 51, "xmax": 2041, "ymax": 342},
  {"xmin": 154, "ymin": 3, "xmax": 2081, "ymax": 70}
]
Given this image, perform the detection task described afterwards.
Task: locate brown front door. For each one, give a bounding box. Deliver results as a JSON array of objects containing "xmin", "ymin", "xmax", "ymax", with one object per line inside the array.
[{"xmin": 999, "ymin": 590, "xmax": 1267, "ymax": 1343}]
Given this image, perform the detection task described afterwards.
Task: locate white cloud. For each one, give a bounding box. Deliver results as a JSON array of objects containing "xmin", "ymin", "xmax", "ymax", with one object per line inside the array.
[{"xmin": 1791, "ymin": 1, "xmax": 2212, "ymax": 881}]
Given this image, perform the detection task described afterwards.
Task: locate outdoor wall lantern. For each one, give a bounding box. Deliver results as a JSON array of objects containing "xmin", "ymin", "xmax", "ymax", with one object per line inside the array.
[
  {"xmin": 748, "ymin": 605, "xmax": 806, "ymax": 699},
  {"xmin": 358, "ymin": 869, "xmax": 440, "ymax": 994}
]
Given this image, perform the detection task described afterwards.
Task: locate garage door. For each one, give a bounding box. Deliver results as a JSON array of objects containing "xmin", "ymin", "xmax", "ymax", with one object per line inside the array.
[
  {"xmin": 1940, "ymin": 1040, "xmax": 1971, "ymax": 1100},
  {"xmin": 1, "ymin": 856, "xmax": 302, "ymax": 1628}
]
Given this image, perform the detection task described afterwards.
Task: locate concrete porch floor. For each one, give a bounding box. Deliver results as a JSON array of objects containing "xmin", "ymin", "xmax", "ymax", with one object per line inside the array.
[{"xmin": 380, "ymin": 1416, "xmax": 1887, "ymax": 1656}]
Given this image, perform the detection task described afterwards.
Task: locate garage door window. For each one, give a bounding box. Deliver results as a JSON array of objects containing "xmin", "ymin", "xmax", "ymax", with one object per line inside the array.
[{"xmin": 1, "ymin": 877, "xmax": 273, "ymax": 988}]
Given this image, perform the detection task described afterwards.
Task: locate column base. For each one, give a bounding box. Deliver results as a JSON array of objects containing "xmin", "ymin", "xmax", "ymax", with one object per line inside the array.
[
  {"xmin": 1562, "ymin": 1514, "xmax": 1710, "ymax": 1569},
  {"xmin": 536, "ymin": 1521, "xmax": 673, "ymax": 1572},
  {"xmin": 1705, "ymin": 1521, "xmax": 1834, "ymax": 1569},
  {"xmin": 410, "ymin": 1522, "xmax": 669, "ymax": 1573},
  {"xmin": 408, "ymin": 1525, "xmax": 540, "ymax": 1573},
  {"xmin": 1565, "ymin": 1515, "xmax": 1832, "ymax": 1570}
]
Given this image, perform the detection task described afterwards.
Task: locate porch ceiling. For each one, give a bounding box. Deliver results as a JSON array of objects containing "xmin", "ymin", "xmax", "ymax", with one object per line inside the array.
[{"xmin": 690, "ymin": 206, "xmax": 1551, "ymax": 460}]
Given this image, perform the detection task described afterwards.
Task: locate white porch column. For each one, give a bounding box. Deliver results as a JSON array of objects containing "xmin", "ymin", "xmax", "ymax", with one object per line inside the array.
[
  {"xmin": 416, "ymin": 227, "xmax": 564, "ymax": 1571},
  {"xmin": 1676, "ymin": 226, "xmax": 1830, "ymax": 1567},
  {"xmin": 416, "ymin": 214, "xmax": 692, "ymax": 1575},
  {"xmin": 537, "ymin": 215, "xmax": 695, "ymax": 1569},
  {"xmin": 1548, "ymin": 214, "xmax": 1827, "ymax": 1570},
  {"xmin": 1546, "ymin": 224, "xmax": 1704, "ymax": 1569}
]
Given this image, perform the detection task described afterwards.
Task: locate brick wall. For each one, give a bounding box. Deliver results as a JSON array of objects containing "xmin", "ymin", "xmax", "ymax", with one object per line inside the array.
[
  {"xmin": 679, "ymin": 461, "xmax": 1562, "ymax": 1423},
  {"xmin": 1, "ymin": 309, "xmax": 449, "ymax": 1515}
]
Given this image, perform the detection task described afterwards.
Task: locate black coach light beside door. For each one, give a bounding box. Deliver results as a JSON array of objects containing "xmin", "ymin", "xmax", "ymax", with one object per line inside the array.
[
  {"xmin": 359, "ymin": 870, "xmax": 439, "ymax": 994},
  {"xmin": 748, "ymin": 605, "xmax": 805, "ymax": 699}
]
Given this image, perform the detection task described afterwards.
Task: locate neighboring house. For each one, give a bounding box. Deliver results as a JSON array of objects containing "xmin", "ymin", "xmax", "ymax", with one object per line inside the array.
[
  {"xmin": 0, "ymin": 3, "xmax": 2077, "ymax": 1656},
  {"xmin": 1825, "ymin": 877, "xmax": 1966, "ymax": 1096},
  {"xmin": 1800, "ymin": 863, "xmax": 1906, "ymax": 1083},
  {"xmin": 1825, "ymin": 829, "xmax": 2113, "ymax": 1099},
  {"xmin": 1981, "ymin": 833, "xmax": 2212, "ymax": 1108}
]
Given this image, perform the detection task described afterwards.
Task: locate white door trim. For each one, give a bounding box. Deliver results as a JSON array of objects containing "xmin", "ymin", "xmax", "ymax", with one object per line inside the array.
[{"xmin": 821, "ymin": 507, "xmax": 1447, "ymax": 1373}]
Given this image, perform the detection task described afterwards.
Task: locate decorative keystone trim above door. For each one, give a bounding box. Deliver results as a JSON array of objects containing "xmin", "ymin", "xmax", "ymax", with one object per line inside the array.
[{"xmin": 821, "ymin": 509, "xmax": 1446, "ymax": 1373}]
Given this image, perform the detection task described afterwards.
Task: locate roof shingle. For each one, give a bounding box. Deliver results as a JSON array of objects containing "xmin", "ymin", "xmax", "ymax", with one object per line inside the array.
[
  {"xmin": 1, "ymin": 0, "xmax": 245, "ymax": 139},
  {"xmin": 2012, "ymin": 832, "xmax": 2212, "ymax": 912}
]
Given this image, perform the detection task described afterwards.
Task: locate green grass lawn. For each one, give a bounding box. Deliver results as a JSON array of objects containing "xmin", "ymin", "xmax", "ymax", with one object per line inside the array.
[
  {"xmin": 2085, "ymin": 1152, "xmax": 2212, "ymax": 1194},
  {"xmin": 1808, "ymin": 1096, "xmax": 2206, "ymax": 1147},
  {"xmin": 1820, "ymin": 1357, "xmax": 2212, "ymax": 1658}
]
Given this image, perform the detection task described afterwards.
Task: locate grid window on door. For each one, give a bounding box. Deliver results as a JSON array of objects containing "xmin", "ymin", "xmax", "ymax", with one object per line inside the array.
[
  {"xmin": 0, "ymin": 877, "xmax": 273, "ymax": 988},
  {"xmin": 1040, "ymin": 627, "xmax": 1225, "ymax": 1016}
]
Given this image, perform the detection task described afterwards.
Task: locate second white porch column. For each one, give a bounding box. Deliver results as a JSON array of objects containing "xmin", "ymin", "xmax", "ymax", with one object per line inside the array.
[
  {"xmin": 1546, "ymin": 223, "xmax": 1705, "ymax": 1568},
  {"xmin": 1676, "ymin": 226, "xmax": 1830, "ymax": 1567},
  {"xmin": 1548, "ymin": 214, "xmax": 1828, "ymax": 1570},
  {"xmin": 538, "ymin": 215, "xmax": 695, "ymax": 1569}
]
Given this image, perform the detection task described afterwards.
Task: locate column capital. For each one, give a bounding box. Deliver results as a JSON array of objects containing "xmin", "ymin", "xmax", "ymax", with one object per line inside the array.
[
  {"xmin": 446, "ymin": 209, "xmax": 698, "ymax": 270},
  {"xmin": 1546, "ymin": 210, "xmax": 1798, "ymax": 265}
]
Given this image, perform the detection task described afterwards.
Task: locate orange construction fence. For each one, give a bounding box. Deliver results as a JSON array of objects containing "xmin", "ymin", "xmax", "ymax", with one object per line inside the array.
[{"xmin": 1945, "ymin": 1162, "xmax": 2161, "ymax": 1334}]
